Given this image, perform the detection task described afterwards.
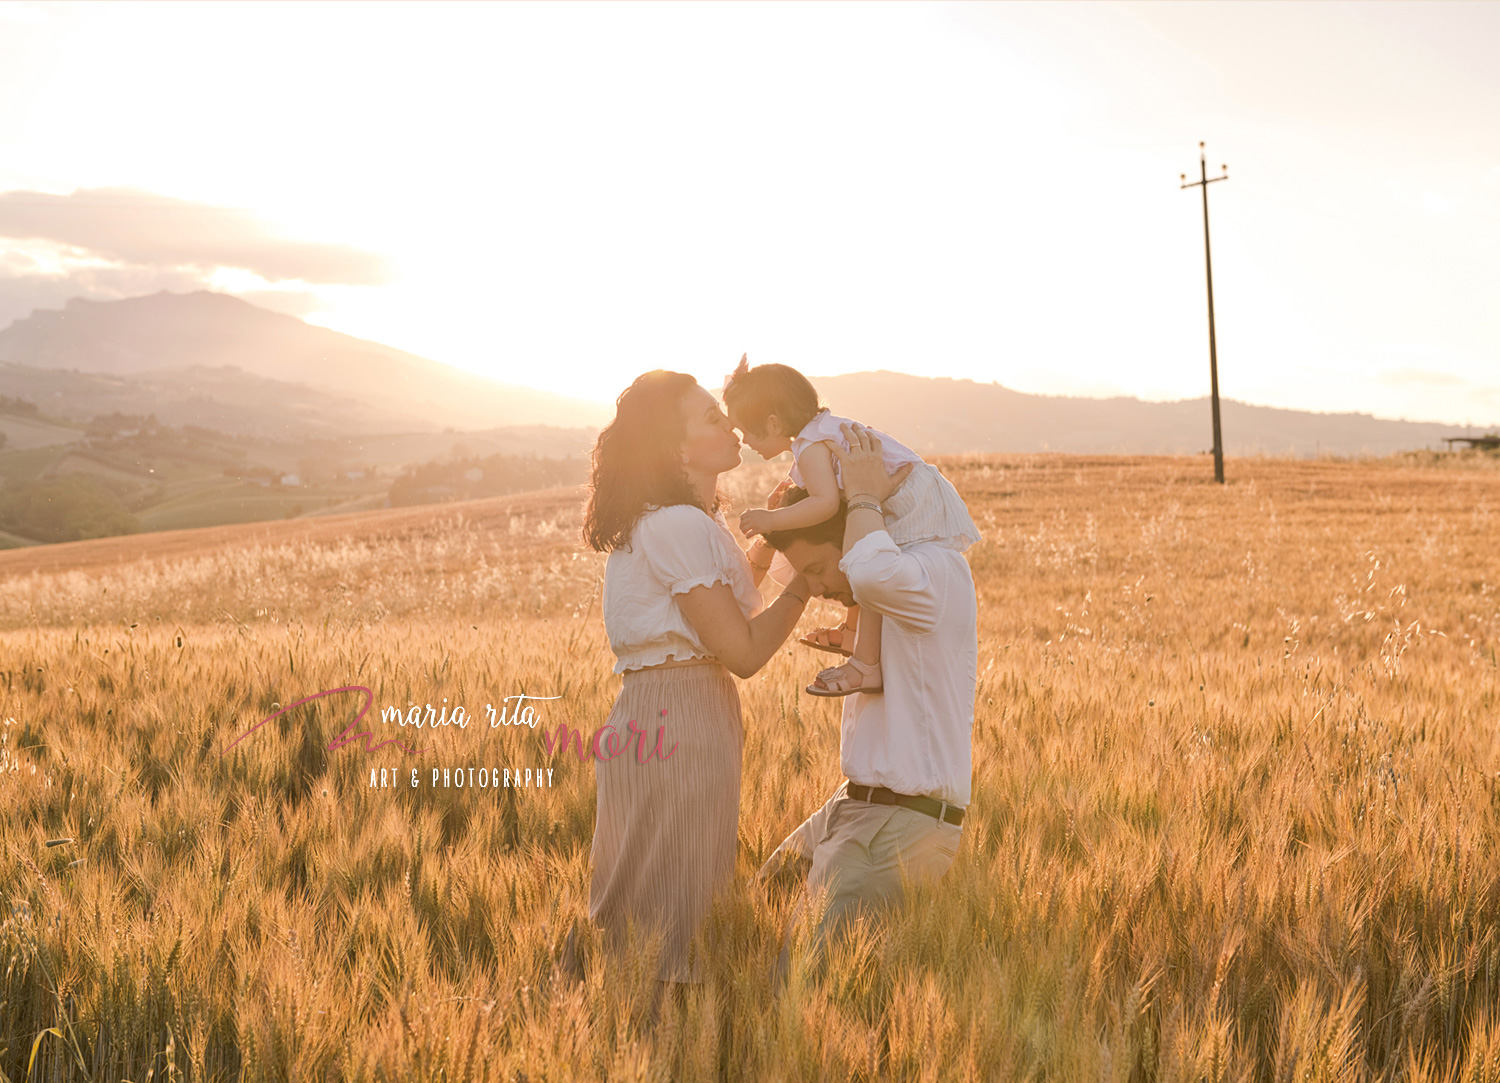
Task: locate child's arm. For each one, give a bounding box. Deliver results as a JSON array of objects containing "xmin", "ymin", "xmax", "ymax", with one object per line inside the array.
[{"xmin": 738, "ymin": 442, "xmax": 843, "ymax": 536}]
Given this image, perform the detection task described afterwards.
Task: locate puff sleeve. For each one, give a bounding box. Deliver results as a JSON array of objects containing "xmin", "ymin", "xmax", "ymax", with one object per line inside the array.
[{"xmin": 635, "ymin": 505, "xmax": 740, "ymax": 596}]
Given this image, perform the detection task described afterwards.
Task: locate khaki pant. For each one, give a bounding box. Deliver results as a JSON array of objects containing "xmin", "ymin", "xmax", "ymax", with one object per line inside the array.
[{"xmin": 760, "ymin": 780, "xmax": 961, "ymax": 984}]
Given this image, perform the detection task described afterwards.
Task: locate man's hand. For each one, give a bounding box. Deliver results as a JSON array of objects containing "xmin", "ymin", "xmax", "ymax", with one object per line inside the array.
[
  {"xmin": 831, "ymin": 423, "xmax": 913, "ymax": 503},
  {"xmin": 739, "ymin": 508, "xmax": 775, "ymax": 538},
  {"xmin": 756, "ymin": 847, "xmax": 812, "ymax": 892}
]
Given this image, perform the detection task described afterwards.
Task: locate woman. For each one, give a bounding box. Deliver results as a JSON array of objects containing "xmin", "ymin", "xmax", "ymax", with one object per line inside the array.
[{"xmin": 578, "ymin": 369, "xmax": 810, "ymax": 983}]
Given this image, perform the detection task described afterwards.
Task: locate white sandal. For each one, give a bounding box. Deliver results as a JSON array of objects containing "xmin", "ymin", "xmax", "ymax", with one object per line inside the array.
[{"xmin": 805, "ymin": 657, "xmax": 883, "ymax": 697}]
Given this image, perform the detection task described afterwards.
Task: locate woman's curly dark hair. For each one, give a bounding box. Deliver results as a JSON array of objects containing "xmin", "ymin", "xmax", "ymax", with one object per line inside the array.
[{"xmin": 582, "ymin": 370, "xmax": 723, "ymax": 553}]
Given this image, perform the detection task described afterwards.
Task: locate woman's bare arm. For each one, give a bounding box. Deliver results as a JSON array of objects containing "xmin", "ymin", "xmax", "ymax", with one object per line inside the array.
[
  {"xmin": 677, "ymin": 578, "xmax": 808, "ymax": 678},
  {"xmin": 746, "ymin": 537, "xmax": 776, "ymax": 588}
]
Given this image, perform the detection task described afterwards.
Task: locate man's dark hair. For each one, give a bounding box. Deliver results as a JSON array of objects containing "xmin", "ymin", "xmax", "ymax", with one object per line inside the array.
[{"xmin": 762, "ymin": 487, "xmax": 847, "ymax": 552}]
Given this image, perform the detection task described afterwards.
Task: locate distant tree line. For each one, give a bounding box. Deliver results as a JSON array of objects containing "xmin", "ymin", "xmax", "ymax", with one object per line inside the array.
[
  {"xmin": 389, "ymin": 452, "xmax": 585, "ymax": 507},
  {"xmin": 0, "ymin": 395, "xmax": 39, "ymax": 417},
  {"xmin": 86, "ymin": 412, "xmax": 162, "ymax": 438},
  {"xmin": 0, "ymin": 475, "xmax": 138, "ymax": 543},
  {"xmin": 0, "ymin": 410, "xmax": 237, "ymax": 542},
  {"xmin": 83, "ymin": 413, "xmax": 244, "ymax": 468}
]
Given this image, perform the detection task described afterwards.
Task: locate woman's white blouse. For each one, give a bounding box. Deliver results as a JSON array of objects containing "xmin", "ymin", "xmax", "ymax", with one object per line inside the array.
[{"xmin": 603, "ymin": 504, "xmax": 763, "ymax": 674}]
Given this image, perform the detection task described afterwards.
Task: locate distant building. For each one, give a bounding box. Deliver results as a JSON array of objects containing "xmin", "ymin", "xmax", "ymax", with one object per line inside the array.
[
  {"xmin": 1444, "ymin": 436, "xmax": 1500, "ymax": 451},
  {"xmin": 463, "ymin": 467, "xmax": 484, "ymax": 482},
  {"xmin": 279, "ymin": 473, "xmax": 301, "ymax": 487}
]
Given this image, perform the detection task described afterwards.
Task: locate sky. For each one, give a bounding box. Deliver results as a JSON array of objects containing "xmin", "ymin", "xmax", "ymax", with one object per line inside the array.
[{"xmin": 0, "ymin": 1, "xmax": 1496, "ymax": 426}]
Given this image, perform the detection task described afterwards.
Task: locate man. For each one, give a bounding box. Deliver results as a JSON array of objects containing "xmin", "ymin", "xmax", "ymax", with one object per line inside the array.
[{"xmin": 757, "ymin": 422, "xmax": 977, "ymax": 979}]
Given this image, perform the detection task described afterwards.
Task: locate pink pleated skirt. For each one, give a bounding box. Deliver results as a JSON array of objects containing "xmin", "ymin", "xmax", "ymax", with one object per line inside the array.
[{"xmin": 588, "ymin": 658, "xmax": 743, "ymax": 982}]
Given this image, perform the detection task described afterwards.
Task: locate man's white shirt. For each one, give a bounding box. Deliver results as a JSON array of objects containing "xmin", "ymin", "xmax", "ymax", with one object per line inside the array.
[{"xmin": 837, "ymin": 530, "xmax": 977, "ymax": 806}]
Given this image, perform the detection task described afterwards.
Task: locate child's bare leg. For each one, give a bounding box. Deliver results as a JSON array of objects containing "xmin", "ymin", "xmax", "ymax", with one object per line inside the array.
[
  {"xmin": 851, "ymin": 608, "xmax": 880, "ymax": 670},
  {"xmin": 822, "ymin": 604, "xmax": 861, "ymax": 654},
  {"xmin": 806, "ymin": 608, "xmax": 883, "ymax": 697}
]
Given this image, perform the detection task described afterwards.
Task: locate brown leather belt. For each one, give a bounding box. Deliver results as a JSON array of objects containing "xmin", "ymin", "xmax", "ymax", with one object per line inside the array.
[{"xmin": 846, "ymin": 782, "xmax": 965, "ymax": 826}]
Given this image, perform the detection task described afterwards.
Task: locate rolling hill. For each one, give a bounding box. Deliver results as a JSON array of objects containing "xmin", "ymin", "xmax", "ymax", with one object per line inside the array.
[
  {"xmin": 808, "ymin": 371, "xmax": 1481, "ymax": 457},
  {"xmin": 0, "ymin": 290, "xmax": 613, "ymax": 432},
  {"xmin": 0, "ymin": 291, "xmax": 1487, "ymax": 464}
]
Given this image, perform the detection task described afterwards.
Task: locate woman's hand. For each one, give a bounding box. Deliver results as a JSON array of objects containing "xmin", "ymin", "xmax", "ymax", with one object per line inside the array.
[
  {"xmin": 832, "ymin": 423, "xmax": 913, "ymax": 503},
  {"xmin": 739, "ymin": 508, "xmax": 775, "ymax": 538},
  {"xmin": 783, "ymin": 570, "xmax": 812, "ymax": 603}
]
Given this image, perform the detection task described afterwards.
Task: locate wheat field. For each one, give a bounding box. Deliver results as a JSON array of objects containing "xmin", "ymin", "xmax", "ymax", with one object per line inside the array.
[{"xmin": 2, "ymin": 452, "xmax": 1499, "ymax": 1082}]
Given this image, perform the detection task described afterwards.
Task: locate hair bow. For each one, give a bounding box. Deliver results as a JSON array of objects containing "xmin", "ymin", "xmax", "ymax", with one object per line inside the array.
[{"xmin": 722, "ymin": 352, "xmax": 750, "ymax": 394}]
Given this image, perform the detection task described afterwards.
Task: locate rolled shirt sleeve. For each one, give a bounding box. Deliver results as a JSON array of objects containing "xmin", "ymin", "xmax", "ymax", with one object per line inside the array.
[{"xmin": 838, "ymin": 529, "xmax": 941, "ymax": 633}]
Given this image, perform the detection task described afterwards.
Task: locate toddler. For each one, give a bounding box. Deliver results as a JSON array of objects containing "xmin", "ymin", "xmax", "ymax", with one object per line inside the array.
[{"xmin": 723, "ymin": 355, "xmax": 981, "ymax": 696}]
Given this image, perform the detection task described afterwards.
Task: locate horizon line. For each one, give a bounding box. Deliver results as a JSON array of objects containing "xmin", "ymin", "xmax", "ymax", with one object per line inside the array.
[{"xmin": 0, "ymin": 289, "xmax": 1494, "ymax": 432}]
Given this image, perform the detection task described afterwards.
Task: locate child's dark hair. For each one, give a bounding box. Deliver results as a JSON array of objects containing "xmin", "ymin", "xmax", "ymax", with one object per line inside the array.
[{"xmin": 722, "ymin": 363, "xmax": 822, "ymax": 438}]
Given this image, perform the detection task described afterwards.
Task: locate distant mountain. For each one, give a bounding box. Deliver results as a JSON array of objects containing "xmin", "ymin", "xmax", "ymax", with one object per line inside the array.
[
  {"xmin": 0, "ymin": 359, "xmax": 427, "ymax": 440},
  {"xmin": 0, "ymin": 292, "xmax": 1480, "ymax": 457},
  {"xmin": 808, "ymin": 371, "xmax": 1478, "ymax": 457},
  {"xmin": 0, "ymin": 291, "xmax": 613, "ymax": 433}
]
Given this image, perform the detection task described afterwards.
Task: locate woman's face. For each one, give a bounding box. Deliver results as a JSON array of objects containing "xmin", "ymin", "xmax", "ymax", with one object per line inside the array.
[{"xmin": 678, "ymin": 383, "xmax": 742, "ymax": 477}]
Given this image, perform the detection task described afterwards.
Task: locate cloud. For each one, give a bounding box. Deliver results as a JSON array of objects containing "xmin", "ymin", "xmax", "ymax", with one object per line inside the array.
[
  {"xmin": 1376, "ymin": 367, "xmax": 1467, "ymax": 387},
  {"xmin": 1421, "ymin": 191, "xmax": 1456, "ymax": 216},
  {"xmin": 0, "ymin": 187, "xmax": 393, "ymax": 285},
  {"xmin": 233, "ymin": 290, "xmax": 327, "ymax": 319},
  {"xmin": 0, "ymin": 2, "xmax": 47, "ymax": 25}
]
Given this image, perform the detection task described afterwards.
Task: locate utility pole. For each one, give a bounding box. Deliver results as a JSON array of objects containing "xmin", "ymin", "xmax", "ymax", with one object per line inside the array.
[{"xmin": 1181, "ymin": 142, "xmax": 1229, "ymax": 483}]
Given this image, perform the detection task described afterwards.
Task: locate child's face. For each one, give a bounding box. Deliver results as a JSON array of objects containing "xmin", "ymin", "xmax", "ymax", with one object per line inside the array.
[{"xmin": 728, "ymin": 407, "xmax": 793, "ymax": 460}]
